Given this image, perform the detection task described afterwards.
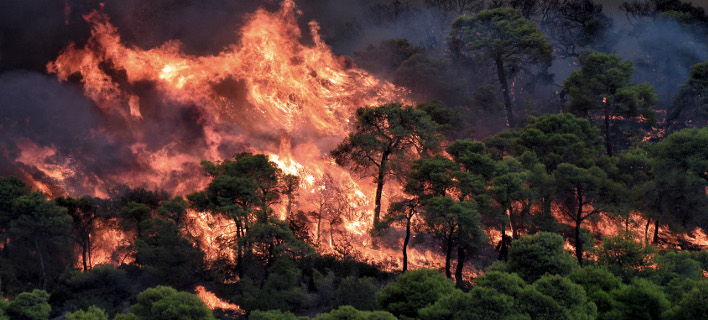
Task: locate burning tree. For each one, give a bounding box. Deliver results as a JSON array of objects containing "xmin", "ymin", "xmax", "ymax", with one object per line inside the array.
[
  {"xmin": 55, "ymin": 196, "xmax": 107, "ymax": 272},
  {"xmin": 188, "ymin": 153, "xmax": 310, "ymax": 278},
  {"xmin": 331, "ymin": 103, "xmax": 442, "ymax": 226}
]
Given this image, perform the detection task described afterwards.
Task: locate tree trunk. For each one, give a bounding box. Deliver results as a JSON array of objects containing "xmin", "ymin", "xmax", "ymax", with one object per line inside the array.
[
  {"xmin": 625, "ymin": 214, "xmax": 630, "ymax": 233},
  {"xmin": 445, "ymin": 235, "xmax": 453, "ymax": 279},
  {"xmin": 575, "ymin": 189, "xmax": 584, "ymax": 266},
  {"xmin": 653, "ymin": 220, "xmax": 660, "ymax": 244},
  {"xmin": 496, "ymin": 56, "xmax": 514, "ymax": 127},
  {"xmin": 455, "ymin": 247, "xmax": 465, "ymax": 288},
  {"xmin": 236, "ymin": 223, "xmax": 244, "ymax": 279},
  {"xmin": 497, "ymin": 225, "xmax": 509, "ymax": 261},
  {"xmin": 286, "ymin": 192, "xmax": 293, "ymax": 219},
  {"xmin": 402, "ymin": 215, "xmax": 411, "ymax": 272},
  {"xmin": 260, "ymin": 190, "xmax": 269, "ymax": 223},
  {"xmin": 316, "ymin": 213, "xmax": 322, "ymax": 247},
  {"xmin": 509, "ymin": 203, "xmax": 518, "ymax": 239},
  {"xmin": 87, "ymin": 233, "xmax": 92, "ymax": 271},
  {"xmin": 34, "ymin": 235, "xmax": 47, "ymax": 290},
  {"xmin": 81, "ymin": 238, "xmax": 88, "ymax": 272},
  {"xmin": 373, "ymin": 152, "xmax": 390, "ymax": 225},
  {"xmin": 604, "ymin": 101, "xmax": 613, "ymax": 157}
]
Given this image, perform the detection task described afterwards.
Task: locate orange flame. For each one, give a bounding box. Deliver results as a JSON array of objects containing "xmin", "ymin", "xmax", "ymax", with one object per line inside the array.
[
  {"xmin": 195, "ymin": 285, "xmax": 243, "ymax": 314},
  {"xmin": 33, "ymin": 0, "xmax": 469, "ymax": 275}
]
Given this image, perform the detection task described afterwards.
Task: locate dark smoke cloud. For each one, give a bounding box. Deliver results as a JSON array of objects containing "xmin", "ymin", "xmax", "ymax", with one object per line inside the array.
[
  {"xmin": 0, "ymin": 0, "xmax": 706, "ymax": 196},
  {"xmin": 0, "ymin": 71, "xmax": 135, "ymax": 194}
]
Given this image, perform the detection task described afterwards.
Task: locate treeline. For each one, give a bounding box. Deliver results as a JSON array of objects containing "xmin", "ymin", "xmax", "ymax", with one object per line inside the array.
[
  {"xmin": 0, "ymin": 110, "xmax": 707, "ymax": 319},
  {"xmin": 1, "ymin": 0, "xmax": 708, "ymax": 319},
  {"xmin": 344, "ymin": 0, "xmax": 708, "ymax": 136}
]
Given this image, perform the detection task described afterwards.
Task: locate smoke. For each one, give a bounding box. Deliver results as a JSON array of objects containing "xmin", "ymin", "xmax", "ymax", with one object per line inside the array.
[
  {"xmin": 0, "ymin": 0, "xmax": 706, "ymax": 197},
  {"xmin": 0, "ymin": 71, "xmax": 128, "ymax": 194},
  {"xmin": 610, "ymin": 15, "xmax": 708, "ymax": 105}
]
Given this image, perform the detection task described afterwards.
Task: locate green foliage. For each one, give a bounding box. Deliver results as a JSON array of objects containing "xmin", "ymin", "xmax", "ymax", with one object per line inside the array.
[
  {"xmin": 420, "ymin": 197, "xmax": 484, "ymax": 278},
  {"xmin": 6, "ymin": 289, "xmax": 51, "ymax": 320},
  {"xmin": 66, "ymin": 306, "xmax": 109, "ymax": 320},
  {"xmin": 569, "ymin": 266, "xmax": 622, "ymax": 295},
  {"xmin": 650, "ymin": 126, "xmax": 708, "ymax": 233},
  {"xmin": 119, "ymin": 286, "xmax": 215, "ymax": 320},
  {"xmin": 55, "ymin": 265, "xmax": 131, "ymax": 316},
  {"xmin": 597, "ymin": 233, "xmax": 655, "ymax": 280},
  {"xmin": 236, "ymin": 260, "xmax": 311, "ymax": 313},
  {"xmin": 156, "ymin": 196, "xmax": 188, "ymax": 227},
  {"xmin": 653, "ymin": 251, "xmax": 702, "ymax": 285},
  {"xmin": 7, "ymin": 192, "xmax": 73, "ymax": 291},
  {"xmin": 666, "ymin": 279, "xmax": 708, "ymax": 320},
  {"xmin": 669, "ymin": 60, "xmax": 708, "ymax": 127},
  {"xmin": 135, "ymin": 217, "xmax": 204, "ymax": 289},
  {"xmin": 513, "ymin": 113, "xmax": 604, "ymax": 172},
  {"xmin": 119, "ymin": 202, "xmax": 152, "ymax": 237},
  {"xmin": 418, "ymin": 287, "xmax": 522, "ymax": 320},
  {"xmin": 376, "ymin": 269, "xmax": 454, "ymax": 319},
  {"xmin": 568, "ymin": 266, "xmax": 622, "ymax": 317},
  {"xmin": 563, "ymin": 51, "xmax": 657, "ymax": 156},
  {"xmin": 507, "ymin": 232, "xmax": 578, "ymax": 282},
  {"xmin": 243, "ymin": 219, "xmax": 313, "ymax": 266},
  {"xmin": 515, "ymin": 286, "xmax": 567, "ymax": 320},
  {"xmin": 474, "ymin": 271, "xmax": 526, "ymax": 298},
  {"xmin": 331, "ymin": 102, "xmax": 441, "ymax": 224},
  {"xmin": 532, "ymin": 275, "xmax": 596, "ymax": 320},
  {"xmin": 249, "ymin": 310, "xmax": 306, "ymax": 320},
  {"xmin": 449, "ymin": 7, "xmax": 552, "ymax": 126},
  {"xmin": 416, "ymin": 101, "xmax": 461, "ymax": 137},
  {"xmin": 552, "ymin": 162, "xmax": 612, "ymax": 265},
  {"xmin": 607, "ymin": 278, "xmax": 670, "ymax": 320},
  {"xmin": 314, "ymin": 305, "xmax": 397, "ymax": 320},
  {"xmin": 334, "ymin": 276, "xmax": 378, "ymax": 311}
]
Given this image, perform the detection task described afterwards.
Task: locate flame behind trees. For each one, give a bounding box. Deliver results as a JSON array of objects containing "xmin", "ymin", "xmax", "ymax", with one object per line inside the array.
[
  {"xmin": 331, "ymin": 103, "xmax": 442, "ymax": 226},
  {"xmin": 188, "ymin": 153, "xmax": 311, "ymax": 279}
]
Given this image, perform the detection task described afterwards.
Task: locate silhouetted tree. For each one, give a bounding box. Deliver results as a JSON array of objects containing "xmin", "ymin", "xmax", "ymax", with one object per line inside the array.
[
  {"xmin": 449, "ymin": 8, "xmax": 553, "ymax": 127},
  {"xmin": 331, "ymin": 103, "xmax": 441, "ymax": 225}
]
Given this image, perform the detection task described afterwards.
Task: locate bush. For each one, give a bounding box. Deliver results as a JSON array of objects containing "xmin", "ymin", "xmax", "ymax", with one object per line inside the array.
[
  {"xmin": 376, "ymin": 269, "xmax": 454, "ymax": 319},
  {"xmin": 235, "ymin": 260, "xmax": 312, "ymax": 313},
  {"xmin": 65, "ymin": 306, "xmax": 109, "ymax": 320},
  {"xmin": 419, "ymin": 287, "xmax": 522, "ymax": 320},
  {"xmin": 654, "ymin": 251, "xmax": 703, "ymax": 285},
  {"xmin": 568, "ymin": 266, "xmax": 621, "ymax": 316},
  {"xmin": 667, "ymin": 279, "xmax": 708, "ymax": 320},
  {"xmin": 532, "ymin": 275, "xmax": 596, "ymax": 320},
  {"xmin": 314, "ymin": 306, "xmax": 397, "ymax": 320},
  {"xmin": 474, "ymin": 271, "xmax": 527, "ymax": 297},
  {"xmin": 597, "ymin": 233, "xmax": 654, "ymax": 280},
  {"xmin": 6, "ymin": 290, "xmax": 51, "ymax": 320},
  {"xmin": 334, "ymin": 276, "xmax": 378, "ymax": 310},
  {"xmin": 608, "ymin": 278, "xmax": 670, "ymax": 320},
  {"xmin": 116, "ymin": 286, "xmax": 215, "ymax": 320},
  {"xmin": 249, "ymin": 310, "xmax": 307, "ymax": 320},
  {"xmin": 55, "ymin": 265, "xmax": 131, "ymax": 316},
  {"xmin": 508, "ymin": 232, "xmax": 578, "ymax": 282}
]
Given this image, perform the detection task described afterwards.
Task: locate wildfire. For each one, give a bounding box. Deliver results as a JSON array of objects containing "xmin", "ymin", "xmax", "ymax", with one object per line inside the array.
[
  {"xmin": 195, "ymin": 286, "xmax": 243, "ymax": 314},
  {"xmin": 34, "ymin": 0, "xmax": 461, "ymax": 275}
]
